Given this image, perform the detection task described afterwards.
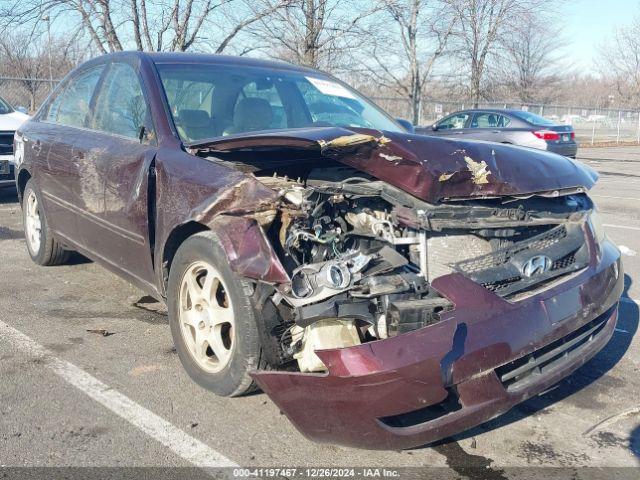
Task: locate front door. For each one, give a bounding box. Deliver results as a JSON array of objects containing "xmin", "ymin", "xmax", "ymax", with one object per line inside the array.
[{"xmin": 430, "ymin": 112, "xmax": 472, "ymax": 137}]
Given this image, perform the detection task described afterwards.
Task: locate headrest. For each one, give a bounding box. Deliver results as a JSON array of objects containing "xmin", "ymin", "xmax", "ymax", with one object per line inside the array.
[
  {"xmin": 233, "ymin": 98, "xmax": 273, "ymax": 131},
  {"xmin": 178, "ymin": 109, "xmax": 210, "ymax": 128}
]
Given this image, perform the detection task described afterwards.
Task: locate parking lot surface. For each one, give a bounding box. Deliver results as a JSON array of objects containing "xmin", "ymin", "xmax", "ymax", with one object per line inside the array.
[{"xmin": 1, "ymin": 146, "xmax": 639, "ymax": 478}]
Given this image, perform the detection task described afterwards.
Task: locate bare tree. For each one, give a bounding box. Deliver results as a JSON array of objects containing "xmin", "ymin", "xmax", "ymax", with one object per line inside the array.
[
  {"xmin": 445, "ymin": 0, "xmax": 556, "ymax": 106},
  {"xmin": 494, "ymin": 13, "xmax": 566, "ymax": 103},
  {"xmin": 364, "ymin": 0, "xmax": 455, "ymax": 124},
  {"xmin": 0, "ymin": 0, "xmax": 288, "ymax": 54},
  {"xmin": 252, "ymin": 0, "xmax": 380, "ymax": 70},
  {"xmin": 597, "ymin": 13, "xmax": 640, "ymax": 107},
  {"xmin": 0, "ymin": 30, "xmax": 87, "ymax": 110}
]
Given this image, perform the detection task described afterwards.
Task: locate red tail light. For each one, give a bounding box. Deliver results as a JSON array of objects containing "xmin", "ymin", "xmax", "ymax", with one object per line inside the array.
[
  {"xmin": 532, "ymin": 130, "xmax": 560, "ymax": 140},
  {"xmin": 570, "ymin": 131, "xmax": 575, "ymax": 140}
]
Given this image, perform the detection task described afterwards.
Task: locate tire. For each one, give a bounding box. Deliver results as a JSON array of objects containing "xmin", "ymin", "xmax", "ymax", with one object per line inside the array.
[
  {"xmin": 22, "ymin": 179, "xmax": 70, "ymax": 266},
  {"xmin": 167, "ymin": 231, "xmax": 266, "ymax": 397}
]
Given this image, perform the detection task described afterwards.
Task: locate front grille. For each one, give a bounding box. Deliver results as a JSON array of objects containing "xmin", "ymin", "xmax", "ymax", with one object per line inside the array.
[
  {"xmin": 482, "ymin": 276, "xmax": 522, "ymax": 293},
  {"xmin": 552, "ymin": 251, "xmax": 576, "ymax": 270},
  {"xmin": 481, "ymin": 248, "xmax": 581, "ymax": 294},
  {"xmin": 451, "ymin": 223, "xmax": 588, "ymax": 298},
  {"xmin": 456, "ymin": 225, "xmax": 568, "ymax": 273},
  {"xmin": 495, "ymin": 306, "xmax": 614, "ymax": 391},
  {"xmin": 0, "ymin": 162, "xmax": 13, "ymax": 180},
  {"xmin": 0, "ymin": 131, "xmax": 13, "ymax": 155}
]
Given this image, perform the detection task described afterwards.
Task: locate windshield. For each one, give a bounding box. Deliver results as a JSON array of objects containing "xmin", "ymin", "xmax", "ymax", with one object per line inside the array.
[
  {"xmin": 0, "ymin": 96, "xmax": 14, "ymax": 115},
  {"xmin": 512, "ymin": 111, "xmax": 556, "ymax": 126},
  {"xmin": 155, "ymin": 63, "xmax": 403, "ymax": 142}
]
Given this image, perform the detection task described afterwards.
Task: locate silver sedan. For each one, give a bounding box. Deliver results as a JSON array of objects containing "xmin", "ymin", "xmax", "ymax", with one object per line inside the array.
[{"xmin": 416, "ymin": 108, "xmax": 578, "ymax": 158}]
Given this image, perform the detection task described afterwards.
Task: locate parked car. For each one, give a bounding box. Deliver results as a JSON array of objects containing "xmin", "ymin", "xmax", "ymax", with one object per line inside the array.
[
  {"xmin": 0, "ymin": 95, "xmax": 29, "ymax": 188},
  {"xmin": 417, "ymin": 108, "xmax": 579, "ymax": 158},
  {"xmin": 15, "ymin": 52, "xmax": 622, "ymax": 450}
]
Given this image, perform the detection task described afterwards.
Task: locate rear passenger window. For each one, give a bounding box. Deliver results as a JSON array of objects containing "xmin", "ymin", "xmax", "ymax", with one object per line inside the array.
[
  {"xmin": 47, "ymin": 66, "xmax": 104, "ymax": 127},
  {"xmin": 471, "ymin": 113, "xmax": 511, "ymax": 128},
  {"xmin": 91, "ymin": 63, "xmax": 149, "ymax": 139}
]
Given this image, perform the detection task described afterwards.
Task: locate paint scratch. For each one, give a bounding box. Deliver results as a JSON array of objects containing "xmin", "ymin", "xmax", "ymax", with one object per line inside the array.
[{"xmin": 465, "ymin": 156, "xmax": 491, "ymax": 184}]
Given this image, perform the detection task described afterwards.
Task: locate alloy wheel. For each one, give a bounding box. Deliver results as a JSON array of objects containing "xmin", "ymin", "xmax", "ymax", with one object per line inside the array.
[
  {"xmin": 25, "ymin": 190, "xmax": 42, "ymax": 254},
  {"xmin": 178, "ymin": 261, "xmax": 235, "ymax": 373}
]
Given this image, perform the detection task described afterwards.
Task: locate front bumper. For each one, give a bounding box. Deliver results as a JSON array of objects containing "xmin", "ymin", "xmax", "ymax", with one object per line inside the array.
[{"xmin": 252, "ymin": 236, "xmax": 623, "ymax": 450}]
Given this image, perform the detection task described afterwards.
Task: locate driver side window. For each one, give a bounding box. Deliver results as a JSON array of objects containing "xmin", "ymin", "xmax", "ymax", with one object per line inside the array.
[{"xmin": 437, "ymin": 113, "xmax": 470, "ymax": 130}]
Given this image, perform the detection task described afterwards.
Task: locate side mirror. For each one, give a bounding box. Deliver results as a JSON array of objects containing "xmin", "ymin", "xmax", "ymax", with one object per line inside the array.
[
  {"xmin": 395, "ymin": 118, "xmax": 415, "ymax": 133},
  {"xmin": 431, "ymin": 123, "xmax": 438, "ymax": 131},
  {"xmin": 16, "ymin": 106, "xmax": 28, "ymax": 114}
]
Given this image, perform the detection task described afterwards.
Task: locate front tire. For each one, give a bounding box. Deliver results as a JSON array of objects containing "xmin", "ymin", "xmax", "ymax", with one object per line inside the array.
[
  {"xmin": 167, "ymin": 231, "xmax": 266, "ymax": 397},
  {"xmin": 22, "ymin": 180, "xmax": 70, "ymax": 266}
]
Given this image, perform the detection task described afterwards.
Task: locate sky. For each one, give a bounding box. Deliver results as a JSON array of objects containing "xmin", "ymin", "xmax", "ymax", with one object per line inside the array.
[
  {"xmin": 36, "ymin": 0, "xmax": 640, "ymax": 77},
  {"xmin": 563, "ymin": 0, "xmax": 639, "ymax": 73}
]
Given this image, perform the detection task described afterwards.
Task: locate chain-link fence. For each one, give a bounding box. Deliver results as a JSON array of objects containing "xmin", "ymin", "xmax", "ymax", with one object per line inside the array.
[
  {"xmin": 371, "ymin": 97, "xmax": 640, "ymax": 145},
  {"xmin": 2, "ymin": 76, "xmax": 639, "ymax": 145},
  {"xmin": 0, "ymin": 77, "xmax": 57, "ymax": 113}
]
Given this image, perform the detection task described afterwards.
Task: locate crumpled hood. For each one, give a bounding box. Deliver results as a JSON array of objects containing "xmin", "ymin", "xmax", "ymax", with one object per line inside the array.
[{"xmin": 187, "ymin": 127, "xmax": 598, "ymax": 204}]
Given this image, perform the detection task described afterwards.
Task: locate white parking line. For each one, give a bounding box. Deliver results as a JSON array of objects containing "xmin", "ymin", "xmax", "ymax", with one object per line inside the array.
[
  {"xmin": 591, "ymin": 195, "xmax": 640, "ymax": 202},
  {"xmin": 604, "ymin": 224, "xmax": 640, "ymax": 232},
  {"xmin": 0, "ymin": 320, "xmax": 237, "ymax": 470}
]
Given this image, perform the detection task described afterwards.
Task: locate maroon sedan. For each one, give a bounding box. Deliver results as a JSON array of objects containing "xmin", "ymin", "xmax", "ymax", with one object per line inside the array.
[{"xmin": 14, "ymin": 52, "xmax": 622, "ymax": 450}]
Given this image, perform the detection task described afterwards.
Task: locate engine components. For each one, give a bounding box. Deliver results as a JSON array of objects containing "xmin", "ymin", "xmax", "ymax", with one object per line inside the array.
[{"xmin": 252, "ymin": 169, "xmax": 591, "ymax": 371}]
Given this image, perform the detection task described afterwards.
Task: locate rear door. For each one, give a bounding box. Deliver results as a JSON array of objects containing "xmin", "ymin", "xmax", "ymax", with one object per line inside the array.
[
  {"xmin": 468, "ymin": 112, "xmax": 512, "ymax": 142},
  {"xmin": 79, "ymin": 61, "xmax": 158, "ymax": 289},
  {"xmin": 32, "ymin": 64, "xmax": 106, "ymax": 242}
]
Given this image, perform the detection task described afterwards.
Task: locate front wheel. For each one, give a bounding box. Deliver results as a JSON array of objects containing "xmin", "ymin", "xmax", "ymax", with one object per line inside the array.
[
  {"xmin": 22, "ymin": 180, "xmax": 70, "ymax": 266},
  {"xmin": 167, "ymin": 231, "xmax": 266, "ymax": 397}
]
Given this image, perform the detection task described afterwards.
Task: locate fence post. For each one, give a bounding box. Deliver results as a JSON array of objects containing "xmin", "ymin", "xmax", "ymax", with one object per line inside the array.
[
  {"xmin": 617, "ymin": 110, "xmax": 622, "ymax": 144},
  {"xmin": 591, "ymin": 122, "xmax": 595, "ymax": 146}
]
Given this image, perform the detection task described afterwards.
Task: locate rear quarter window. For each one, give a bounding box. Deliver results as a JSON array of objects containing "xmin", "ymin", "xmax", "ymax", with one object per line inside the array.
[{"xmin": 512, "ymin": 111, "xmax": 555, "ymax": 126}]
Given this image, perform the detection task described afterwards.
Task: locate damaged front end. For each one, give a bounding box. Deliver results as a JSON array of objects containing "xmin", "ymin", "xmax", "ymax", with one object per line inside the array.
[{"xmin": 189, "ymin": 128, "xmax": 622, "ymax": 449}]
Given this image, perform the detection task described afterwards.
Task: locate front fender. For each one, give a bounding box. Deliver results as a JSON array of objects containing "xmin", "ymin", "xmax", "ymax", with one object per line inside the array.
[{"xmin": 208, "ymin": 215, "xmax": 290, "ymax": 284}]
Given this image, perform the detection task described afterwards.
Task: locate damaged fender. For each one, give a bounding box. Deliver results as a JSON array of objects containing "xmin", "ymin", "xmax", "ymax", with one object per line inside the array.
[{"xmin": 208, "ymin": 215, "xmax": 290, "ymax": 284}]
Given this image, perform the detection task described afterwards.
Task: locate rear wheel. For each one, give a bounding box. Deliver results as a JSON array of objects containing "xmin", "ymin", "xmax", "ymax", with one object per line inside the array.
[
  {"xmin": 167, "ymin": 231, "xmax": 266, "ymax": 397},
  {"xmin": 22, "ymin": 180, "xmax": 70, "ymax": 266}
]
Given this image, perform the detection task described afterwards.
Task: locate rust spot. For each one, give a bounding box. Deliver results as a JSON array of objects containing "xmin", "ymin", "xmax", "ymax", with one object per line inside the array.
[{"xmin": 464, "ymin": 156, "xmax": 491, "ymax": 185}]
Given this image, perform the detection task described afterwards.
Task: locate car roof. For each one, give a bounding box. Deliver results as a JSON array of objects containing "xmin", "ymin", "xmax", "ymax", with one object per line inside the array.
[
  {"xmin": 452, "ymin": 108, "xmax": 530, "ymax": 115},
  {"xmin": 99, "ymin": 51, "xmax": 321, "ymax": 75}
]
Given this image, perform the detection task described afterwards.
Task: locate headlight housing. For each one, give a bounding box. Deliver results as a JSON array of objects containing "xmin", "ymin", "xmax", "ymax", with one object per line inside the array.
[{"xmin": 589, "ymin": 209, "xmax": 606, "ymax": 246}]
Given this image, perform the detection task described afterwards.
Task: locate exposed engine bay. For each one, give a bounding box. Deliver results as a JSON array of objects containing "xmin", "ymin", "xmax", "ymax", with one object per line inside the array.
[{"xmin": 205, "ymin": 149, "xmax": 594, "ymax": 374}]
